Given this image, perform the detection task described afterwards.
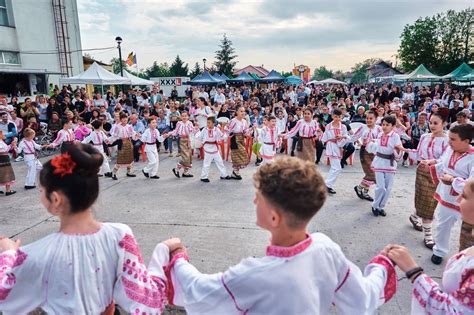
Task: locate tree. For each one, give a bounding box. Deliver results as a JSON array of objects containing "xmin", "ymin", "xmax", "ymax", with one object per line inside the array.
[
  {"xmin": 281, "ymin": 71, "xmax": 293, "ymax": 77},
  {"xmin": 350, "ymin": 58, "xmax": 379, "ymax": 84},
  {"xmin": 312, "ymin": 66, "xmax": 334, "ymax": 80},
  {"xmin": 189, "ymin": 62, "xmax": 202, "ymax": 78},
  {"xmin": 169, "ymin": 55, "xmax": 189, "ymax": 76},
  {"xmin": 111, "ymin": 57, "xmax": 127, "ymax": 75},
  {"xmin": 145, "ymin": 61, "xmax": 172, "ymax": 78},
  {"xmin": 333, "ymin": 70, "xmax": 346, "ymax": 81},
  {"xmin": 214, "ymin": 33, "xmax": 238, "ymax": 76},
  {"xmin": 398, "ymin": 8, "xmax": 473, "ymax": 73}
]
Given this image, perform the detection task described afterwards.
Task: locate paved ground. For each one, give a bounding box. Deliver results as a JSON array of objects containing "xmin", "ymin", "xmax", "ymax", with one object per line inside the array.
[{"xmin": 2, "ymin": 150, "xmax": 462, "ymax": 314}]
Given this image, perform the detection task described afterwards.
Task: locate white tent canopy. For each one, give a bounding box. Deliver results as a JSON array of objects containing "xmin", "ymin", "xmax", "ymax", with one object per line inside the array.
[
  {"xmin": 318, "ymin": 78, "xmax": 347, "ymax": 85},
  {"xmin": 59, "ymin": 62, "xmax": 131, "ymax": 85},
  {"xmin": 122, "ymin": 70, "xmax": 155, "ymax": 86},
  {"xmin": 306, "ymin": 80, "xmax": 321, "ymax": 85}
]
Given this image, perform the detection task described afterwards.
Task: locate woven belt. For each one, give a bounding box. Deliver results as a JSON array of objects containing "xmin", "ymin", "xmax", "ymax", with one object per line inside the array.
[
  {"xmin": 146, "ymin": 142, "xmax": 156, "ymax": 145},
  {"xmin": 376, "ymin": 152, "xmax": 395, "ymax": 166}
]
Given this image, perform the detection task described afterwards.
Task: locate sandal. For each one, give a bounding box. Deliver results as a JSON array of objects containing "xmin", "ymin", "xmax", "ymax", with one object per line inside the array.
[
  {"xmin": 409, "ymin": 214, "xmax": 423, "ymax": 232},
  {"xmin": 424, "ymin": 238, "xmax": 435, "ymax": 250}
]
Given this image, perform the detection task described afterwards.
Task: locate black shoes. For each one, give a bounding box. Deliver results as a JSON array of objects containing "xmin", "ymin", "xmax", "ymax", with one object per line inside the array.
[
  {"xmin": 291, "ymin": 151, "xmax": 295, "ymax": 157},
  {"xmin": 182, "ymin": 173, "xmax": 194, "ymax": 178},
  {"xmin": 150, "ymin": 175, "xmax": 160, "ymax": 179},
  {"xmin": 5, "ymin": 191, "xmax": 16, "ymax": 196},
  {"xmin": 201, "ymin": 178, "xmax": 210, "ymax": 183},
  {"xmin": 354, "ymin": 186, "xmax": 364, "ymax": 199},
  {"xmin": 255, "ymin": 157, "xmax": 262, "ymax": 166},
  {"xmin": 104, "ymin": 172, "xmax": 113, "ymax": 178},
  {"xmin": 97, "ymin": 174, "xmax": 103, "ymax": 177},
  {"xmin": 24, "ymin": 186, "xmax": 36, "ymax": 190},
  {"xmin": 142, "ymin": 170, "xmax": 149, "ymax": 178},
  {"xmin": 431, "ymin": 254, "xmax": 443, "ymax": 265},
  {"xmin": 220, "ymin": 176, "xmax": 231, "ymax": 180},
  {"xmin": 327, "ymin": 187, "xmax": 336, "ymax": 194},
  {"xmin": 112, "ymin": 174, "xmax": 118, "ymax": 180},
  {"xmin": 231, "ymin": 172, "xmax": 242, "ymax": 180},
  {"xmin": 126, "ymin": 173, "xmax": 136, "ymax": 177},
  {"xmin": 172, "ymin": 168, "xmax": 180, "ymax": 178},
  {"xmin": 371, "ymin": 207, "xmax": 387, "ymax": 217}
]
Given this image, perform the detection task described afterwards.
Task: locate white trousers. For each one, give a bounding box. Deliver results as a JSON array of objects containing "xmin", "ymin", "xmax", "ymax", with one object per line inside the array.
[
  {"xmin": 143, "ymin": 150, "xmax": 159, "ymax": 177},
  {"xmin": 201, "ymin": 151, "xmax": 227, "ymax": 179},
  {"xmin": 372, "ymin": 172, "xmax": 394, "ymax": 209},
  {"xmin": 24, "ymin": 156, "xmax": 42, "ymax": 186},
  {"xmin": 100, "ymin": 152, "xmax": 111, "ymax": 175},
  {"xmin": 325, "ymin": 158, "xmax": 342, "ymax": 188},
  {"xmin": 433, "ymin": 204, "xmax": 461, "ymax": 257}
]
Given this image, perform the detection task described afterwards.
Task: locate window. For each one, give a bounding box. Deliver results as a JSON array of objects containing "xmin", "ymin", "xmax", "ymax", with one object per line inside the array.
[
  {"xmin": 0, "ymin": 51, "xmax": 20, "ymax": 65},
  {"xmin": 0, "ymin": 0, "xmax": 8, "ymax": 26}
]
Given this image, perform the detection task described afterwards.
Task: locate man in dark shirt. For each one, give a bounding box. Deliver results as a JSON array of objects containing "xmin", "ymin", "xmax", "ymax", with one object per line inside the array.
[
  {"xmin": 448, "ymin": 100, "xmax": 463, "ymax": 125},
  {"xmin": 73, "ymin": 94, "xmax": 86, "ymax": 118},
  {"xmin": 351, "ymin": 106, "xmax": 366, "ymax": 124}
]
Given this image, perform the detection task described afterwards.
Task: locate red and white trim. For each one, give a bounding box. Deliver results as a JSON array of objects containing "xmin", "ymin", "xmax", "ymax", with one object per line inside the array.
[{"xmin": 266, "ymin": 234, "xmax": 312, "ymax": 258}]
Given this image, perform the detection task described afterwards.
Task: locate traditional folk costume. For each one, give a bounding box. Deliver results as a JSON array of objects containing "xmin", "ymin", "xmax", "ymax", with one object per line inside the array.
[
  {"xmin": 82, "ymin": 130, "xmax": 111, "ymax": 176},
  {"xmin": 198, "ymin": 126, "xmax": 229, "ymax": 180},
  {"xmin": 0, "ymin": 223, "xmax": 169, "ymax": 314},
  {"xmin": 410, "ymin": 248, "xmax": 474, "ymax": 314},
  {"xmin": 50, "ymin": 129, "xmax": 75, "ymax": 153},
  {"xmin": 0, "ymin": 140, "xmax": 15, "ymax": 190},
  {"xmin": 367, "ymin": 131, "xmax": 403, "ymax": 215},
  {"xmin": 452, "ymin": 166, "xmax": 474, "ymax": 252},
  {"xmin": 430, "ymin": 147, "xmax": 474, "ymax": 258},
  {"xmin": 321, "ymin": 121, "xmax": 350, "ymax": 190},
  {"xmin": 352, "ymin": 124, "xmax": 383, "ymax": 201},
  {"xmin": 156, "ymin": 233, "xmax": 397, "ymax": 315},
  {"xmin": 286, "ymin": 119, "xmax": 320, "ymax": 162},
  {"xmin": 110, "ymin": 123, "xmax": 139, "ymax": 178},
  {"xmin": 140, "ymin": 128, "xmax": 165, "ymax": 178},
  {"xmin": 228, "ymin": 118, "xmax": 251, "ymax": 178},
  {"xmin": 258, "ymin": 126, "xmax": 281, "ymax": 164},
  {"xmin": 16, "ymin": 139, "xmax": 42, "ymax": 188},
  {"xmin": 406, "ymin": 133, "xmax": 449, "ymax": 248},
  {"xmin": 168, "ymin": 120, "xmax": 196, "ymax": 177}
]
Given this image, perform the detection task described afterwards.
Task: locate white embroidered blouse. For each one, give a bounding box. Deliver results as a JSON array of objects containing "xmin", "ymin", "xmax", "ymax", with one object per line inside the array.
[{"xmin": 0, "ymin": 223, "xmax": 169, "ymax": 315}]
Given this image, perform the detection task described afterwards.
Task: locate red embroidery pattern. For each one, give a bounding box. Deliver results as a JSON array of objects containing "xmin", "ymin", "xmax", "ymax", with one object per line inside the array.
[
  {"xmin": 0, "ymin": 250, "xmax": 27, "ymax": 301},
  {"xmin": 451, "ymin": 269, "xmax": 474, "ymax": 309},
  {"xmin": 119, "ymin": 234, "xmax": 144, "ymax": 264},
  {"xmin": 414, "ymin": 274, "xmax": 456, "ymax": 311},
  {"xmin": 122, "ymin": 277, "xmax": 165, "ymax": 310},
  {"xmin": 266, "ymin": 235, "xmax": 312, "ymax": 258},
  {"xmin": 380, "ymin": 135, "xmax": 390, "ymax": 147},
  {"xmin": 368, "ymin": 255, "xmax": 397, "ymax": 302},
  {"xmin": 165, "ymin": 252, "xmax": 189, "ymax": 305}
]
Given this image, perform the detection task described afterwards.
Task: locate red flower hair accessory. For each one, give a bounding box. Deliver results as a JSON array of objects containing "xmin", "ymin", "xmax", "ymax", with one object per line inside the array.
[{"xmin": 51, "ymin": 152, "xmax": 76, "ymax": 177}]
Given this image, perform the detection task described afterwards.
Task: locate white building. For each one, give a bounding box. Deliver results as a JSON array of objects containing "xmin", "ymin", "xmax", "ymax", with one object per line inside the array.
[{"xmin": 0, "ymin": 0, "xmax": 83, "ymax": 98}]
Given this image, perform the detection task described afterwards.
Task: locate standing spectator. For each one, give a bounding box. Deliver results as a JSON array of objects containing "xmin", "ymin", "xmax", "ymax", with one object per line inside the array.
[
  {"xmin": 448, "ymin": 99, "xmax": 463, "ymax": 125},
  {"xmin": 73, "ymin": 93, "xmax": 87, "ymax": 118},
  {"xmin": 0, "ymin": 112, "xmax": 17, "ymax": 144},
  {"xmin": 10, "ymin": 111, "xmax": 23, "ymax": 138},
  {"xmin": 410, "ymin": 112, "xmax": 430, "ymax": 149}
]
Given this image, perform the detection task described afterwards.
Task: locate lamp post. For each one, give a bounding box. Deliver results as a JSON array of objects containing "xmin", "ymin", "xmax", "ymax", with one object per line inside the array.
[
  {"xmin": 115, "ymin": 36, "xmax": 124, "ymax": 93},
  {"xmin": 203, "ymin": 58, "xmax": 207, "ymax": 72}
]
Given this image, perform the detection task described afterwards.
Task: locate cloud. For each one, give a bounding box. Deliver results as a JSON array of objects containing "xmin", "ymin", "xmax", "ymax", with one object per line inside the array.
[{"xmin": 77, "ymin": 0, "xmax": 472, "ymax": 71}]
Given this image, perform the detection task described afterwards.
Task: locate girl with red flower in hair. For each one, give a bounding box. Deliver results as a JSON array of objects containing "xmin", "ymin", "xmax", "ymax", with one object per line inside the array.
[{"xmin": 0, "ymin": 143, "xmax": 179, "ymax": 314}]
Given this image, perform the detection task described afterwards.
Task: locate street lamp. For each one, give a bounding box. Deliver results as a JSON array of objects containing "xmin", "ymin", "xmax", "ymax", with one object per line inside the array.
[
  {"xmin": 203, "ymin": 58, "xmax": 207, "ymax": 72},
  {"xmin": 115, "ymin": 36, "xmax": 124, "ymax": 93}
]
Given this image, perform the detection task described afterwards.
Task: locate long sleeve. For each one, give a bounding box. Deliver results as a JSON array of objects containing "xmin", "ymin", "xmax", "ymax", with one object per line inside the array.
[
  {"xmin": 113, "ymin": 231, "xmax": 168, "ymax": 314},
  {"xmin": 286, "ymin": 120, "xmax": 301, "ymax": 138},
  {"xmin": 411, "ymin": 274, "xmax": 460, "ymax": 314},
  {"xmin": 366, "ymin": 139, "xmax": 379, "ymax": 154},
  {"xmin": 333, "ymin": 254, "xmax": 397, "ymax": 315},
  {"xmin": 81, "ymin": 132, "xmax": 94, "ymax": 144},
  {"xmin": 50, "ymin": 130, "xmax": 64, "ymax": 147}
]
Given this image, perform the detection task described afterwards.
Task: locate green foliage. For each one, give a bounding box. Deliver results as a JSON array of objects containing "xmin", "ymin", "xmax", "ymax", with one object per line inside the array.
[
  {"xmin": 110, "ymin": 57, "xmax": 127, "ymax": 75},
  {"xmin": 281, "ymin": 71, "xmax": 293, "ymax": 77},
  {"xmin": 312, "ymin": 66, "xmax": 334, "ymax": 80},
  {"xmin": 214, "ymin": 34, "xmax": 238, "ymax": 76},
  {"xmin": 398, "ymin": 8, "xmax": 473, "ymax": 73},
  {"xmin": 350, "ymin": 58, "xmax": 379, "ymax": 84},
  {"xmin": 145, "ymin": 61, "xmax": 172, "ymax": 78},
  {"xmin": 169, "ymin": 55, "xmax": 189, "ymax": 76},
  {"xmin": 189, "ymin": 62, "xmax": 202, "ymax": 78}
]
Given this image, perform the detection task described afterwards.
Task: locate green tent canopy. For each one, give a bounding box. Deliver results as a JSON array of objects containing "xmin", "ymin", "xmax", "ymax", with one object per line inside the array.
[
  {"xmin": 397, "ymin": 64, "xmax": 440, "ymax": 81},
  {"xmin": 441, "ymin": 63, "xmax": 473, "ymax": 80}
]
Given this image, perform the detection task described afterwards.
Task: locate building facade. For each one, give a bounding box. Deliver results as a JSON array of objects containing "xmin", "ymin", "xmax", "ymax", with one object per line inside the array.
[{"xmin": 0, "ymin": 0, "xmax": 83, "ymax": 98}]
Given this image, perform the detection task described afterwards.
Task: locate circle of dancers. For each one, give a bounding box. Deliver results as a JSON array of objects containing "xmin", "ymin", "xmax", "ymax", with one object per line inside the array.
[{"xmin": 0, "ymin": 84, "xmax": 473, "ymax": 314}]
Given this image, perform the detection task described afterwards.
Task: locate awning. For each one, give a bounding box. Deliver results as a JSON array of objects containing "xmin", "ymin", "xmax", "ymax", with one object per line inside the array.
[{"xmin": 0, "ymin": 68, "xmax": 62, "ymax": 74}]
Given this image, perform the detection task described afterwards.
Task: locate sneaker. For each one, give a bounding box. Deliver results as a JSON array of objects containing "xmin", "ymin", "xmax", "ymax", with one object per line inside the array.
[
  {"xmin": 431, "ymin": 254, "xmax": 443, "ymax": 265},
  {"xmin": 201, "ymin": 178, "xmax": 210, "ymax": 183},
  {"xmin": 327, "ymin": 187, "xmax": 336, "ymax": 194}
]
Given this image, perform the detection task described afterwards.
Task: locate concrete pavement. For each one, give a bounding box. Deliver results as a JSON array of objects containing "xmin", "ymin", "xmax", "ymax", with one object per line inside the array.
[{"xmin": 2, "ymin": 150, "xmax": 462, "ymax": 314}]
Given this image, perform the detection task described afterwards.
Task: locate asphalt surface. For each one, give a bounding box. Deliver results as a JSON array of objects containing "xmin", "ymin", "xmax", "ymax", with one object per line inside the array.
[{"xmin": 2, "ymin": 150, "xmax": 462, "ymax": 314}]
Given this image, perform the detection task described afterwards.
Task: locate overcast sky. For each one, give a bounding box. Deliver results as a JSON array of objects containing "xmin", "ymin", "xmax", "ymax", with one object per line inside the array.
[{"xmin": 78, "ymin": 0, "xmax": 471, "ymax": 73}]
